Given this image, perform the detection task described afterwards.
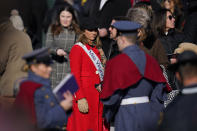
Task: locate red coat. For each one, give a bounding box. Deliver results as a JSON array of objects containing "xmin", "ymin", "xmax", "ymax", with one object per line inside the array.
[{"xmin": 67, "ymin": 43, "xmax": 103, "ymax": 131}]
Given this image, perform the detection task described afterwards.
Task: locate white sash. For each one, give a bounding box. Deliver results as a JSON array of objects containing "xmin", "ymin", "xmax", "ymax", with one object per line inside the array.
[{"xmin": 76, "ymin": 42, "xmax": 104, "ymax": 81}]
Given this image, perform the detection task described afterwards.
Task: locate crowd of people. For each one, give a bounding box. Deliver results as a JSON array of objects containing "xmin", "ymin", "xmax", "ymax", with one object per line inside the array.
[{"xmin": 0, "ymin": 0, "xmax": 197, "ymax": 131}]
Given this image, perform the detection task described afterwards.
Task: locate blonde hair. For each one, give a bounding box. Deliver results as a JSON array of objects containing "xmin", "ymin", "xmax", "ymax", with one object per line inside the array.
[
  {"xmin": 127, "ymin": 7, "xmax": 151, "ymax": 42},
  {"xmin": 21, "ymin": 64, "xmax": 30, "ymax": 72},
  {"xmin": 77, "ymin": 32, "xmax": 102, "ymax": 48}
]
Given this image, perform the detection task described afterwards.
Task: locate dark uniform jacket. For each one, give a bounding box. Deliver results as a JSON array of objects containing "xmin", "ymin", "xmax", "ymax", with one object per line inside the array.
[
  {"xmin": 15, "ymin": 71, "xmax": 69, "ymax": 130},
  {"xmin": 101, "ymin": 45, "xmax": 171, "ymax": 131},
  {"xmin": 159, "ymin": 84, "xmax": 197, "ymax": 131}
]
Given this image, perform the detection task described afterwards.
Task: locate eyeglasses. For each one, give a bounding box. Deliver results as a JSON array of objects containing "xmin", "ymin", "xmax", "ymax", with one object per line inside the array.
[{"xmin": 168, "ymin": 15, "xmax": 175, "ymax": 20}]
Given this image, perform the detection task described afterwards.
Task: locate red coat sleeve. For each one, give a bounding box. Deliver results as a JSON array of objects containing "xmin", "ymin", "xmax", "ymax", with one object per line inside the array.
[{"xmin": 69, "ymin": 45, "xmax": 85, "ymax": 100}]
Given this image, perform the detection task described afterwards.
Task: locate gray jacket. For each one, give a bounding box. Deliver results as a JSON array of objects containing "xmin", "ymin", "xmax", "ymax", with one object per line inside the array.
[{"xmin": 45, "ymin": 27, "xmax": 78, "ymax": 89}]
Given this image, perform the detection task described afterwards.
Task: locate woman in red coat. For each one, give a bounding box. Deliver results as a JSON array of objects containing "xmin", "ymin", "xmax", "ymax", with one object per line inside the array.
[{"xmin": 67, "ymin": 18, "xmax": 106, "ymax": 131}]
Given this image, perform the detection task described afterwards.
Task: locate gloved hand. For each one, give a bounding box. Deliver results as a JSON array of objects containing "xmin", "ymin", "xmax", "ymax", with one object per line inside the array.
[{"xmin": 77, "ymin": 98, "xmax": 89, "ymax": 113}]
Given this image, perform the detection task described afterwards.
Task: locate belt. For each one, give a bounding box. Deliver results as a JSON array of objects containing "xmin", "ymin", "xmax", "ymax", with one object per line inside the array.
[
  {"xmin": 120, "ymin": 96, "xmax": 149, "ymax": 105},
  {"xmin": 1, "ymin": 96, "xmax": 14, "ymax": 98}
]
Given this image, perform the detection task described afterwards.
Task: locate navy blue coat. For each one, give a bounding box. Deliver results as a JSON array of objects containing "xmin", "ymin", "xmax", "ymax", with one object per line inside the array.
[{"xmin": 29, "ymin": 71, "xmax": 69, "ymax": 130}]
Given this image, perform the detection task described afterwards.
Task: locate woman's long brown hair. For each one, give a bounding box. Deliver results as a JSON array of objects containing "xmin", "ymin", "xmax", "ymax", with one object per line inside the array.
[
  {"xmin": 51, "ymin": 5, "xmax": 81, "ymax": 36},
  {"xmin": 151, "ymin": 8, "xmax": 172, "ymax": 37}
]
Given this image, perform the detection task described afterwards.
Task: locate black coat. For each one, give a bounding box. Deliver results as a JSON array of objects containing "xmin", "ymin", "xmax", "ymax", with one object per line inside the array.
[
  {"xmin": 18, "ymin": 0, "xmax": 48, "ymax": 49},
  {"xmin": 159, "ymin": 29, "xmax": 185, "ymax": 55},
  {"xmin": 183, "ymin": 11, "xmax": 197, "ymax": 44},
  {"xmin": 159, "ymin": 29, "xmax": 185, "ymax": 90},
  {"xmin": 106, "ymin": 39, "xmax": 120, "ymax": 60},
  {"xmin": 182, "ymin": 0, "xmax": 197, "ymax": 44}
]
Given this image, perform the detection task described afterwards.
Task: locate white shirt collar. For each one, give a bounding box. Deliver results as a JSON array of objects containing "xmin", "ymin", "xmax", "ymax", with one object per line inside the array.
[{"xmin": 99, "ymin": 0, "xmax": 108, "ymax": 10}]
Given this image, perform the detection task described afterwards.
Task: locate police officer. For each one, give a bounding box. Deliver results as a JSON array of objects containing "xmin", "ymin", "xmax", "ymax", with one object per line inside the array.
[
  {"xmin": 159, "ymin": 50, "xmax": 197, "ymax": 131},
  {"xmin": 14, "ymin": 47, "xmax": 73, "ymax": 130},
  {"xmin": 101, "ymin": 21, "xmax": 171, "ymax": 131}
]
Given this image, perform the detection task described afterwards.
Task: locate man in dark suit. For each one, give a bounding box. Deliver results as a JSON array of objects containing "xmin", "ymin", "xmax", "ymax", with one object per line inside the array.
[
  {"xmin": 183, "ymin": 0, "xmax": 197, "ymax": 44},
  {"xmin": 106, "ymin": 16, "xmax": 130, "ymax": 60},
  {"xmin": 81, "ymin": 0, "xmax": 131, "ymax": 56},
  {"xmin": 17, "ymin": 0, "xmax": 48, "ymax": 49},
  {"xmin": 0, "ymin": 0, "xmax": 48, "ymax": 49},
  {"xmin": 159, "ymin": 50, "xmax": 197, "ymax": 131}
]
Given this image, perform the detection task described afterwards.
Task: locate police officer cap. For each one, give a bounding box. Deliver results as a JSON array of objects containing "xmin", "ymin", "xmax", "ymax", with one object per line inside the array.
[
  {"xmin": 168, "ymin": 51, "xmax": 197, "ymax": 71},
  {"xmin": 22, "ymin": 47, "xmax": 53, "ymax": 65},
  {"xmin": 112, "ymin": 20, "xmax": 141, "ymax": 35}
]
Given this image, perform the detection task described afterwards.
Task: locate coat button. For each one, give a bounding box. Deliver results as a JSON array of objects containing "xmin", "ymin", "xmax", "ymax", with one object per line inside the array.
[
  {"xmin": 96, "ymin": 71, "xmax": 99, "ymax": 74},
  {"xmin": 50, "ymin": 102, "xmax": 54, "ymax": 107},
  {"xmin": 45, "ymin": 94, "xmax": 49, "ymax": 99}
]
